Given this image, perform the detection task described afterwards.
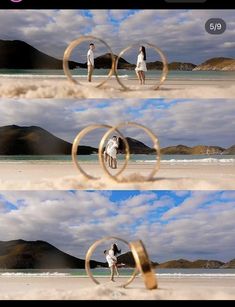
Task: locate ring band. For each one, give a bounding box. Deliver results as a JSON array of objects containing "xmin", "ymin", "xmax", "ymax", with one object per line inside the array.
[
  {"xmin": 129, "ymin": 240, "xmax": 157, "ymax": 290},
  {"xmin": 72, "ymin": 124, "xmax": 130, "ymax": 180},
  {"xmin": 85, "ymin": 237, "xmax": 157, "ymax": 290},
  {"xmin": 63, "ymin": 36, "xmax": 115, "ymax": 88},
  {"xmin": 85, "ymin": 236, "xmax": 138, "ymax": 288},
  {"xmin": 114, "ymin": 42, "xmax": 168, "ymax": 91},
  {"xmin": 98, "ymin": 122, "xmax": 161, "ymax": 182}
]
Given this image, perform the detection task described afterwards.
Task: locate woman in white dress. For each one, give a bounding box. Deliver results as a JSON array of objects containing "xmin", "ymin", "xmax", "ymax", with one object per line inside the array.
[
  {"xmin": 105, "ymin": 136, "xmax": 119, "ymax": 169},
  {"xmin": 135, "ymin": 46, "xmax": 147, "ymax": 85},
  {"xmin": 104, "ymin": 244, "xmax": 121, "ymax": 282}
]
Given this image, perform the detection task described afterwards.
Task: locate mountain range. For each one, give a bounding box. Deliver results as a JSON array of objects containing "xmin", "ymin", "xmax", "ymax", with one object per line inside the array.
[
  {"xmin": 0, "ymin": 240, "xmax": 234, "ymax": 269},
  {"xmin": 0, "ymin": 40, "xmax": 234, "ymax": 71},
  {"xmin": 0, "ymin": 125, "xmax": 96, "ymax": 155},
  {"xmin": 0, "ymin": 125, "xmax": 234, "ymax": 155},
  {"xmin": 0, "ymin": 240, "xmax": 105, "ymax": 269}
]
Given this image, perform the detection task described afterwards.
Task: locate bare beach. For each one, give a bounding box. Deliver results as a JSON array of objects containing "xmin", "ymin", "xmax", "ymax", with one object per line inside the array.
[
  {"xmin": 0, "ymin": 76, "xmax": 235, "ymax": 99},
  {"xmin": 0, "ymin": 161, "xmax": 235, "ymax": 190},
  {"xmin": 0, "ymin": 275, "xmax": 234, "ymax": 300}
]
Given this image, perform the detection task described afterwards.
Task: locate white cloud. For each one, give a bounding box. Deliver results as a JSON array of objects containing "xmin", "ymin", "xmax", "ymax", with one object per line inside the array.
[
  {"xmin": 0, "ymin": 191, "xmax": 235, "ymax": 262},
  {"xmin": 162, "ymin": 191, "xmax": 217, "ymax": 219},
  {"xmin": 0, "ymin": 10, "xmax": 234, "ymax": 63},
  {"xmin": 0, "ymin": 98, "xmax": 234, "ymax": 148}
]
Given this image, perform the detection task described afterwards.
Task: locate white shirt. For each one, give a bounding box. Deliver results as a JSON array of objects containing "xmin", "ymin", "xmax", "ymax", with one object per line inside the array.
[{"xmin": 87, "ymin": 49, "xmax": 94, "ymax": 66}]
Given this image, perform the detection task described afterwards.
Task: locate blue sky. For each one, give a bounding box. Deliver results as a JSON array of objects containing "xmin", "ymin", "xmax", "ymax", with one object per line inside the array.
[
  {"xmin": 0, "ymin": 10, "xmax": 234, "ymax": 63},
  {"xmin": 0, "ymin": 98, "xmax": 234, "ymax": 148},
  {"xmin": 0, "ymin": 190, "xmax": 235, "ymax": 262}
]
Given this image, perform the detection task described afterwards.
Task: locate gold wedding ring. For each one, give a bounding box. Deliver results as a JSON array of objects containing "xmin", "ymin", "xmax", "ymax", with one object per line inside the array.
[
  {"xmin": 72, "ymin": 124, "xmax": 130, "ymax": 180},
  {"xmin": 85, "ymin": 237, "xmax": 138, "ymax": 288},
  {"xmin": 63, "ymin": 35, "xmax": 115, "ymax": 88},
  {"xmin": 114, "ymin": 42, "xmax": 168, "ymax": 91},
  {"xmin": 63, "ymin": 38, "xmax": 168, "ymax": 90},
  {"xmin": 85, "ymin": 237, "xmax": 157, "ymax": 290},
  {"xmin": 98, "ymin": 122, "xmax": 161, "ymax": 182},
  {"xmin": 129, "ymin": 240, "xmax": 157, "ymax": 290}
]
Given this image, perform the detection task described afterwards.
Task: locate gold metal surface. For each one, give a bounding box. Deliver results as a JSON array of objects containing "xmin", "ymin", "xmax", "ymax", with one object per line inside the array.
[
  {"xmin": 129, "ymin": 240, "xmax": 157, "ymax": 290},
  {"xmin": 63, "ymin": 36, "xmax": 115, "ymax": 88},
  {"xmin": 72, "ymin": 124, "xmax": 129, "ymax": 180},
  {"xmin": 98, "ymin": 122, "xmax": 161, "ymax": 182},
  {"xmin": 85, "ymin": 236, "xmax": 138, "ymax": 288},
  {"xmin": 114, "ymin": 42, "xmax": 168, "ymax": 91}
]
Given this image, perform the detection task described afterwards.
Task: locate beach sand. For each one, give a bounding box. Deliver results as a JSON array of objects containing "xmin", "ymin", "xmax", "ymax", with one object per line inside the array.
[
  {"xmin": 0, "ymin": 276, "xmax": 234, "ymax": 300},
  {"xmin": 0, "ymin": 162, "xmax": 235, "ymax": 190},
  {"xmin": 0, "ymin": 77, "xmax": 235, "ymax": 98}
]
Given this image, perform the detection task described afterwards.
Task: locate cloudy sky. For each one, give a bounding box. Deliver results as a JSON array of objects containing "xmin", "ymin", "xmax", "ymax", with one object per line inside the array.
[
  {"xmin": 0, "ymin": 10, "xmax": 234, "ymax": 63},
  {"xmin": 0, "ymin": 98, "xmax": 234, "ymax": 148},
  {"xmin": 0, "ymin": 190, "xmax": 234, "ymax": 262}
]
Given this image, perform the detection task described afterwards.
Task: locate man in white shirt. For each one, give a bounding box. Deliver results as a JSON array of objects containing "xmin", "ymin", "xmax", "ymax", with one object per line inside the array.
[{"xmin": 87, "ymin": 43, "xmax": 95, "ymax": 82}]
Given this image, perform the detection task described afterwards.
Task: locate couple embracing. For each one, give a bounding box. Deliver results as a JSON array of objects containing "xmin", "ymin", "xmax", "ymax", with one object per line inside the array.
[{"xmin": 104, "ymin": 135, "xmax": 119, "ymax": 169}]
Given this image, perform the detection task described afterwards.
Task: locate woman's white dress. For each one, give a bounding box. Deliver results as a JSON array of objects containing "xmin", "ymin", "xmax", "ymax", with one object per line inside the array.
[
  {"xmin": 135, "ymin": 52, "xmax": 147, "ymax": 72},
  {"xmin": 106, "ymin": 249, "xmax": 117, "ymax": 267},
  {"xmin": 106, "ymin": 139, "xmax": 118, "ymax": 159}
]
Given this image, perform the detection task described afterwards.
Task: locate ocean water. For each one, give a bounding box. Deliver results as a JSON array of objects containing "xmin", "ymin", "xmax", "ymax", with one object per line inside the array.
[
  {"xmin": 0, "ymin": 69, "xmax": 235, "ymax": 80},
  {"xmin": 0, "ymin": 154, "xmax": 234, "ymax": 164},
  {"xmin": 1, "ymin": 268, "xmax": 235, "ymax": 278}
]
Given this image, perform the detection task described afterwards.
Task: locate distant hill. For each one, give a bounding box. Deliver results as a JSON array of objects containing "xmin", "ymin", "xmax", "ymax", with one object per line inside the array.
[
  {"xmin": 1, "ymin": 40, "xmax": 234, "ymax": 71},
  {"xmin": 117, "ymin": 251, "xmax": 136, "ymax": 267},
  {"xmin": 118, "ymin": 137, "xmax": 155, "ymax": 154},
  {"xmin": 117, "ymin": 251, "xmax": 159, "ymax": 268},
  {"xmin": 0, "ymin": 125, "xmax": 234, "ymax": 156},
  {"xmin": 147, "ymin": 61, "xmax": 196, "ymax": 71},
  {"xmin": 161, "ymin": 145, "xmax": 225, "ymax": 155},
  {"xmin": 221, "ymin": 259, "xmax": 235, "ymax": 269},
  {"xmin": 193, "ymin": 57, "xmax": 235, "ymax": 71},
  {"xmin": 156, "ymin": 259, "xmax": 224, "ymax": 269},
  {"xmin": 0, "ymin": 240, "xmax": 105, "ymax": 269},
  {"xmin": 168, "ymin": 62, "xmax": 197, "ymax": 71},
  {"xmin": 0, "ymin": 240, "xmax": 234, "ymax": 269},
  {"xmin": 222, "ymin": 145, "xmax": 235, "ymax": 155},
  {"xmin": 0, "ymin": 125, "xmax": 96, "ymax": 155},
  {"xmin": 0, "ymin": 125, "xmax": 155, "ymax": 155},
  {"xmin": 146, "ymin": 61, "xmax": 163, "ymax": 70},
  {"xmin": 92, "ymin": 53, "xmax": 135, "ymax": 69},
  {"xmin": 0, "ymin": 40, "xmax": 78, "ymax": 69}
]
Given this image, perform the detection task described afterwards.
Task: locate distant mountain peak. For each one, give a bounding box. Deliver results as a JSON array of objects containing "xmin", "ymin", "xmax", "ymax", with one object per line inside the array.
[
  {"xmin": 0, "ymin": 125, "xmax": 96, "ymax": 155},
  {"xmin": 0, "ymin": 39, "xmax": 79, "ymax": 69},
  {"xmin": 0, "ymin": 240, "xmax": 105, "ymax": 269}
]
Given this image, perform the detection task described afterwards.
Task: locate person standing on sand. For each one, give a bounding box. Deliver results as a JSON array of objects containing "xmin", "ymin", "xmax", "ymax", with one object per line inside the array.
[
  {"xmin": 87, "ymin": 43, "xmax": 95, "ymax": 82},
  {"xmin": 104, "ymin": 244, "xmax": 121, "ymax": 282},
  {"xmin": 135, "ymin": 46, "xmax": 147, "ymax": 85},
  {"xmin": 106, "ymin": 136, "xmax": 119, "ymax": 169}
]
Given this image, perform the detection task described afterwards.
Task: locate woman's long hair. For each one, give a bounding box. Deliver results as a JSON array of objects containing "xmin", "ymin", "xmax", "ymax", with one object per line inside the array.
[
  {"xmin": 140, "ymin": 46, "xmax": 146, "ymax": 61},
  {"xmin": 117, "ymin": 137, "xmax": 124, "ymax": 153},
  {"xmin": 112, "ymin": 244, "xmax": 121, "ymax": 256}
]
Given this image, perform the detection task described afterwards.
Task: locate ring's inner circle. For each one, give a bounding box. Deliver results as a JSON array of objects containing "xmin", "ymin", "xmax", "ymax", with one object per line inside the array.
[
  {"xmin": 100, "ymin": 124, "xmax": 160, "ymax": 181},
  {"xmin": 99, "ymin": 130, "xmax": 130, "ymax": 178},
  {"xmin": 74, "ymin": 127, "xmax": 114, "ymax": 179},
  {"xmin": 64, "ymin": 37, "xmax": 114, "ymax": 87},
  {"xmin": 86, "ymin": 238, "xmax": 137, "ymax": 287},
  {"xmin": 115, "ymin": 43, "xmax": 168, "ymax": 91}
]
